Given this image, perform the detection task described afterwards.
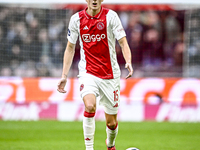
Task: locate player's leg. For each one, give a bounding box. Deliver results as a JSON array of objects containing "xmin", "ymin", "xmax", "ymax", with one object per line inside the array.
[
  {"xmin": 98, "ymin": 77, "xmax": 120, "ymax": 149},
  {"xmin": 78, "ymin": 74, "xmax": 100, "ymax": 150},
  {"xmin": 83, "ymin": 94, "xmax": 97, "ymax": 150},
  {"xmin": 105, "ymin": 113, "xmax": 118, "ymax": 149}
]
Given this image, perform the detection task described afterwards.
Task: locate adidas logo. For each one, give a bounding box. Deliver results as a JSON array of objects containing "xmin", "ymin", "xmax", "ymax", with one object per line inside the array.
[
  {"xmin": 83, "ymin": 26, "xmax": 89, "ymax": 30},
  {"xmin": 113, "ymin": 103, "xmax": 118, "ymax": 108},
  {"xmin": 85, "ymin": 138, "xmax": 91, "ymax": 141}
]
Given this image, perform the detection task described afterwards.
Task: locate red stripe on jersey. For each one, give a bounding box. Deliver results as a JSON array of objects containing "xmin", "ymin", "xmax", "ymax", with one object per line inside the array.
[{"xmin": 79, "ymin": 7, "xmax": 114, "ymax": 79}]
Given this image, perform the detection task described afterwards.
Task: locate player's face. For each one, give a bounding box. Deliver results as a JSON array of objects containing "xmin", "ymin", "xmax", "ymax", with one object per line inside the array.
[{"xmin": 86, "ymin": 0, "xmax": 103, "ymax": 12}]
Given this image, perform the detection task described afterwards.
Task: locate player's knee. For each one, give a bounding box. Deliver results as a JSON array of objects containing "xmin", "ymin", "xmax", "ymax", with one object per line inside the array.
[
  {"xmin": 106, "ymin": 121, "xmax": 117, "ymax": 130},
  {"xmin": 85, "ymin": 103, "xmax": 96, "ymax": 113}
]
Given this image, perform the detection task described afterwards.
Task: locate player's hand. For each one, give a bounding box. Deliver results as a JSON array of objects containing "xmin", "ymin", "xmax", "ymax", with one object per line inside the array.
[
  {"xmin": 125, "ymin": 63, "xmax": 133, "ymax": 79},
  {"xmin": 57, "ymin": 78, "xmax": 67, "ymax": 93}
]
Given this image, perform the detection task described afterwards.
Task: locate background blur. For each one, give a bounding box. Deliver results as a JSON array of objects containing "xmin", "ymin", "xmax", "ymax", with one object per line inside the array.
[
  {"xmin": 0, "ymin": 4, "xmax": 187, "ymax": 78},
  {"xmin": 0, "ymin": 1, "xmax": 200, "ymax": 122}
]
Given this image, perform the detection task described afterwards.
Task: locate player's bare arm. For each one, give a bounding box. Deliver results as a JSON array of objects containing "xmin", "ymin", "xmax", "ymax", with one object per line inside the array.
[
  {"xmin": 57, "ymin": 41, "xmax": 75, "ymax": 93},
  {"xmin": 118, "ymin": 37, "xmax": 133, "ymax": 79}
]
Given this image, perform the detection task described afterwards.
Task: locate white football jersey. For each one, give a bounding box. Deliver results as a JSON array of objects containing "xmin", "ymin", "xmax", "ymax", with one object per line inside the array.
[{"xmin": 67, "ymin": 7, "xmax": 126, "ymax": 79}]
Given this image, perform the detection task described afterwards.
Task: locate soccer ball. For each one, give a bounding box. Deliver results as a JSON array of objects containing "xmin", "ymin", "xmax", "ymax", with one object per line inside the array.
[{"xmin": 126, "ymin": 148, "xmax": 140, "ymax": 150}]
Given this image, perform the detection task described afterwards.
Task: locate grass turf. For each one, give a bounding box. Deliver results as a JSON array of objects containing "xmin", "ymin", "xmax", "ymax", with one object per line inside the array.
[{"xmin": 0, "ymin": 121, "xmax": 199, "ymax": 150}]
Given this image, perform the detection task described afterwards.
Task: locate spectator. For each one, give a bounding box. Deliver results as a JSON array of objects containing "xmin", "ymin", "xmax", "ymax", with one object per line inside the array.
[
  {"xmin": 0, "ymin": 26, "xmax": 8, "ymax": 66},
  {"xmin": 125, "ymin": 11, "xmax": 143, "ymax": 42},
  {"xmin": 142, "ymin": 28, "xmax": 164, "ymax": 67},
  {"xmin": 173, "ymin": 41, "xmax": 184, "ymax": 66},
  {"xmin": 129, "ymin": 27, "xmax": 143, "ymax": 65}
]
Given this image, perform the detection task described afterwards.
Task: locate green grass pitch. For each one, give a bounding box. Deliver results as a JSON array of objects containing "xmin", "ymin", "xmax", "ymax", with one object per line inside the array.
[{"xmin": 0, "ymin": 121, "xmax": 199, "ymax": 150}]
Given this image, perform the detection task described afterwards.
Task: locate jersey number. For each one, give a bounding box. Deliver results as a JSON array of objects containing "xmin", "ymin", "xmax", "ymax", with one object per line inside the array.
[{"xmin": 113, "ymin": 90, "xmax": 119, "ymax": 102}]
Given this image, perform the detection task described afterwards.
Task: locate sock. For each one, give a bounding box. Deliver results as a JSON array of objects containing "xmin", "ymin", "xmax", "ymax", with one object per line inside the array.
[
  {"xmin": 106, "ymin": 123, "xmax": 118, "ymax": 147},
  {"xmin": 83, "ymin": 111, "xmax": 95, "ymax": 150}
]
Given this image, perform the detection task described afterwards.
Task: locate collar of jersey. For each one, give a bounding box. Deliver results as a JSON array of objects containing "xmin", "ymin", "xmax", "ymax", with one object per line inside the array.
[{"xmin": 84, "ymin": 6, "xmax": 103, "ymax": 19}]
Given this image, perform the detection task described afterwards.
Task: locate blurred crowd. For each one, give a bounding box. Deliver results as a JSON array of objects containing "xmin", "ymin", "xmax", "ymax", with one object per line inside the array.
[
  {"xmin": 0, "ymin": 6, "xmax": 185, "ymax": 78},
  {"xmin": 118, "ymin": 10, "xmax": 185, "ymax": 77}
]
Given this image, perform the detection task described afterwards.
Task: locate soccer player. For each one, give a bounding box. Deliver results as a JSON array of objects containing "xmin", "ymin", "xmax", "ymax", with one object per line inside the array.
[{"xmin": 57, "ymin": 0, "xmax": 133, "ymax": 150}]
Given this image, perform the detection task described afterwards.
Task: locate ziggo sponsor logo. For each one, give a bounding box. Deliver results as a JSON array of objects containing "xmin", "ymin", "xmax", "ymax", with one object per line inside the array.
[{"xmin": 82, "ymin": 34, "xmax": 106, "ymax": 42}]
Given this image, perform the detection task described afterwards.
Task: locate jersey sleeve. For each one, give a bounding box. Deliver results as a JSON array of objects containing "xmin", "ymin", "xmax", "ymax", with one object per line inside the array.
[
  {"xmin": 111, "ymin": 12, "xmax": 126, "ymax": 40},
  {"xmin": 67, "ymin": 14, "xmax": 79, "ymax": 44}
]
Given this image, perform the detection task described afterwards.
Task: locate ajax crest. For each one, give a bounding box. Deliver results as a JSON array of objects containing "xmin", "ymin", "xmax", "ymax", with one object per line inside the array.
[{"xmin": 97, "ymin": 22, "xmax": 104, "ymax": 30}]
